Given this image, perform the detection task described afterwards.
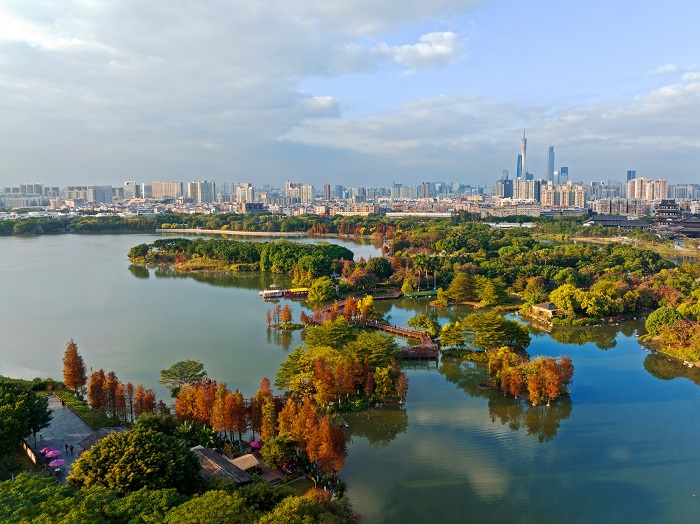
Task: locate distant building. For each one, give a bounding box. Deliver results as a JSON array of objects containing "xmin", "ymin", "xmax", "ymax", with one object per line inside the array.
[
  {"xmin": 627, "ymin": 170, "xmax": 636, "ymax": 182},
  {"xmin": 323, "ymin": 183, "xmax": 331, "ymax": 201},
  {"xmin": 152, "ymin": 181, "xmax": 183, "ymax": 200},
  {"xmin": 238, "ymin": 201, "xmax": 265, "ymax": 213},
  {"xmin": 547, "ymin": 146, "xmax": 555, "ymax": 183},
  {"xmin": 628, "ymin": 178, "xmax": 667, "ymax": 202},
  {"xmin": 235, "ymin": 183, "xmax": 255, "ymax": 203},
  {"xmin": 87, "ymin": 185, "xmax": 113, "ymax": 204},
  {"xmin": 188, "ymin": 180, "xmax": 215, "ymax": 204}
]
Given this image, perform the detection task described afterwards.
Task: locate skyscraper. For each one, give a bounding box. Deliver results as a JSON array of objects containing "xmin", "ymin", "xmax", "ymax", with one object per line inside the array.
[
  {"xmin": 323, "ymin": 183, "xmax": 331, "ymax": 201},
  {"xmin": 547, "ymin": 146, "xmax": 555, "ymax": 183},
  {"xmin": 516, "ymin": 155, "xmax": 523, "ymax": 179},
  {"xmin": 627, "ymin": 170, "xmax": 636, "ymax": 182},
  {"xmin": 520, "ymin": 129, "xmax": 527, "ymax": 179},
  {"xmin": 559, "ymin": 167, "xmax": 569, "ymax": 184}
]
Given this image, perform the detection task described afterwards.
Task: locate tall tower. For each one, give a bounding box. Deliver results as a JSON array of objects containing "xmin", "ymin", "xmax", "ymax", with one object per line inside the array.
[
  {"xmin": 520, "ymin": 129, "xmax": 527, "ymax": 179},
  {"xmin": 547, "ymin": 146, "xmax": 555, "ymax": 183}
]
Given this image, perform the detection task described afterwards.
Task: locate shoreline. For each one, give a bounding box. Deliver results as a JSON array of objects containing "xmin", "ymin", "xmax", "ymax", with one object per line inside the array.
[{"xmin": 156, "ymin": 228, "xmax": 307, "ymax": 237}]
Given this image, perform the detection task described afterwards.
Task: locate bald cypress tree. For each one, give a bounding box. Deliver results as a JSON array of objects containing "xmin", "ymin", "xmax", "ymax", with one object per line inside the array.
[{"xmin": 62, "ymin": 339, "xmax": 87, "ymax": 393}]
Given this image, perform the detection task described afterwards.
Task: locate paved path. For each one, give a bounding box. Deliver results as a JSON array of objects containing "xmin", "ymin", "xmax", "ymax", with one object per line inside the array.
[{"xmin": 32, "ymin": 394, "xmax": 93, "ymax": 484}]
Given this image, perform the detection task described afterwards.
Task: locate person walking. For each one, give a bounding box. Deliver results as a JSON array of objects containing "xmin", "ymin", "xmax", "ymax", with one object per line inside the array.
[
  {"xmin": 69, "ymin": 445, "xmax": 74, "ymax": 454},
  {"xmin": 65, "ymin": 443, "xmax": 69, "ymax": 453}
]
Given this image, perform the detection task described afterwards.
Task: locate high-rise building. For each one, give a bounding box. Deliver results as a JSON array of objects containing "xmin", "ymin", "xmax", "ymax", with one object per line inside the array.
[
  {"xmin": 547, "ymin": 146, "xmax": 555, "ymax": 183},
  {"xmin": 420, "ymin": 182, "xmax": 431, "ymax": 199},
  {"xmin": 87, "ymin": 185, "xmax": 113, "ymax": 204},
  {"xmin": 301, "ymin": 185, "xmax": 314, "ymax": 203},
  {"xmin": 628, "ymin": 178, "xmax": 667, "ymax": 202},
  {"xmin": 188, "ymin": 180, "xmax": 215, "ymax": 204},
  {"xmin": 559, "ymin": 167, "xmax": 569, "ymax": 184},
  {"xmin": 235, "ymin": 182, "xmax": 255, "ymax": 203},
  {"xmin": 141, "ymin": 184, "xmax": 153, "ymax": 199},
  {"xmin": 627, "ymin": 170, "xmax": 636, "ymax": 182},
  {"xmin": 323, "ymin": 184, "xmax": 331, "ymax": 201},
  {"xmin": 124, "ymin": 181, "xmax": 138, "ymax": 199},
  {"xmin": 152, "ymin": 181, "xmax": 183, "ymax": 200},
  {"xmin": 334, "ymin": 185, "xmax": 344, "ymax": 199},
  {"xmin": 520, "ymin": 129, "xmax": 527, "ymax": 179},
  {"xmin": 516, "ymin": 154, "xmax": 523, "ymax": 179}
]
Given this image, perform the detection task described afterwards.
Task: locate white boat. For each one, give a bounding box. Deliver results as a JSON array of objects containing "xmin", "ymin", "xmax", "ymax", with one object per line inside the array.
[{"xmin": 259, "ymin": 284, "xmax": 283, "ymax": 299}]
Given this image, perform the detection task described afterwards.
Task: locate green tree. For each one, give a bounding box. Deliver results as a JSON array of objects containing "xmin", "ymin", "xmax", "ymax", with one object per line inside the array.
[
  {"xmin": 257, "ymin": 490, "xmax": 353, "ymax": 524},
  {"xmin": 344, "ymin": 332, "xmax": 399, "ymax": 367},
  {"xmin": 308, "ymin": 276, "xmax": 335, "ymax": 302},
  {"xmin": 365, "ymin": 257, "xmax": 393, "ymax": 280},
  {"xmin": 159, "ymin": 360, "xmax": 207, "ymax": 397},
  {"xmin": 461, "ymin": 311, "xmax": 530, "ymax": 350},
  {"xmin": 260, "ymin": 433, "xmax": 298, "ymax": 468},
  {"xmin": 68, "ymin": 427, "xmax": 201, "ymax": 494},
  {"xmin": 445, "ymin": 272, "xmax": 475, "ymax": 302},
  {"xmin": 304, "ymin": 317, "xmax": 356, "ymax": 348},
  {"xmin": 163, "ymin": 490, "xmax": 256, "ymax": 524},
  {"xmin": 440, "ymin": 322, "xmax": 466, "ymax": 348},
  {"xmin": 645, "ymin": 306, "xmax": 683, "ymax": 336},
  {"xmin": 407, "ymin": 314, "xmax": 441, "ymax": 337},
  {"xmin": 0, "ymin": 383, "xmax": 51, "ymax": 455},
  {"xmin": 477, "ymin": 278, "xmax": 507, "ymax": 307},
  {"xmin": 549, "ymin": 283, "xmax": 585, "ymax": 316}
]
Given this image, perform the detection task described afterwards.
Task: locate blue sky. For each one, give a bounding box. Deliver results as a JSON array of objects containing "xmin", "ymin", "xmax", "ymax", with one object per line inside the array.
[{"xmin": 1, "ymin": 0, "xmax": 699, "ymax": 187}]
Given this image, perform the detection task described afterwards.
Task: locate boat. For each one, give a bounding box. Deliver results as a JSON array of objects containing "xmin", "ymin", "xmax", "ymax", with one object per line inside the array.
[
  {"xmin": 259, "ymin": 284, "xmax": 283, "ymax": 299},
  {"xmin": 282, "ymin": 287, "xmax": 309, "ymax": 299}
]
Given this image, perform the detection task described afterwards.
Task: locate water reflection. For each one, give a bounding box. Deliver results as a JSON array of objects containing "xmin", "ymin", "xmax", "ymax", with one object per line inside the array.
[
  {"xmin": 344, "ymin": 404, "xmax": 409, "ymax": 447},
  {"xmin": 267, "ymin": 328, "xmax": 294, "ymax": 351},
  {"xmin": 439, "ymin": 357, "xmax": 572, "ymax": 442},
  {"xmin": 135, "ymin": 264, "xmax": 294, "ymax": 291},
  {"xmin": 531, "ymin": 320, "xmax": 643, "ymax": 350},
  {"xmin": 643, "ymin": 352, "xmax": 700, "ymax": 386},
  {"xmin": 128, "ymin": 264, "xmax": 149, "ymax": 279}
]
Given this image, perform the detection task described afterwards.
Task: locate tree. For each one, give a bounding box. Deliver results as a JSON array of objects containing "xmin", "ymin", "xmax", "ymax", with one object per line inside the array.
[
  {"xmin": 477, "ymin": 278, "xmax": 507, "ymax": 307},
  {"xmin": 308, "ymin": 276, "xmax": 336, "ymax": 302},
  {"xmin": 304, "ymin": 317, "xmax": 356, "ymax": 348},
  {"xmin": 407, "ymin": 314, "xmax": 441, "ymax": 337},
  {"xmin": 445, "ymin": 272, "xmax": 475, "ymax": 302},
  {"xmin": 260, "ymin": 396, "xmax": 277, "ymax": 441},
  {"xmin": 68, "ymin": 427, "xmax": 201, "ymax": 494},
  {"xmin": 261, "ymin": 433, "xmax": 298, "ymax": 468},
  {"xmin": 357, "ymin": 295, "xmax": 376, "ymax": 322},
  {"xmin": 0, "ymin": 383, "xmax": 51, "ymax": 455},
  {"xmin": 344, "ymin": 332, "xmax": 398, "ymax": 367},
  {"xmin": 366, "ymin": 257, "xmax": 393, "ymax": 280},
  {"xmin": 230, "ymin": 390, "xmax": 248, "ymax": 445},
  {"xmin": 62, "ymin": 339, "xmax": 87, "ymax": 393},
  {"xmin": 87, "ymin": 369, "xmax": 107, "ymax": 411},
  {"xmin": 159, "ymin": 360, "xmax": 207, "ymax": 398},
  {"xmin": 281, "ymin": 305, "xmax": 293, "ymax": 324},
  {"xmin": 645, "ymin": 306, "xmax": 683, "ymax": 336},
  {"xmin": 461, "ymin": 311, "xmax": 530, "ymax": 350},
  {"xmin": 257, "ymin": 490, "xmax": 353, "ymax": 524},
  {"xmin": 440, "ymin": 322, "xmax": 466, "ymax": 348},
  {"xmin": 549, "ymin": 284, "xmax": 585, "ymax": 316}
]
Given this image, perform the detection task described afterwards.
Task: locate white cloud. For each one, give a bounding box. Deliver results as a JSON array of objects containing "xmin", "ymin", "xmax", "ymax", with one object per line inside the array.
[
  {"xmin": 648, "ymin": 64, "xmax": 681, "ymax": 75},
  {"xmin": 377, "ymin": 32, "xmax": 464, "ymax": 70}
]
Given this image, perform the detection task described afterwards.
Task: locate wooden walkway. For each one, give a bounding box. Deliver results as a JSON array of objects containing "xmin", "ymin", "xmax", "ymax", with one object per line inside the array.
[{"xmin": 310, "ymin": 292, "xmax": 438, "ymax": 359}]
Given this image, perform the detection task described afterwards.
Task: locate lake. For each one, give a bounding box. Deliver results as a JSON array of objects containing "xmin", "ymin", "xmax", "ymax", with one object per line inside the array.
[{"xmin": 2, "ymin": 233, "xmax": 700, "ymax": 523}]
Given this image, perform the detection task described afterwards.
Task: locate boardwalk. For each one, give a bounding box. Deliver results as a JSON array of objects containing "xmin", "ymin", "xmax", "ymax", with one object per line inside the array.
[
  {"xmin": 32, "ymin": 394, "xmax": 93, "ymax": 484},
  {"xmin": 310, "ymin": 294, "xmax": 439, "ymax": 359}
]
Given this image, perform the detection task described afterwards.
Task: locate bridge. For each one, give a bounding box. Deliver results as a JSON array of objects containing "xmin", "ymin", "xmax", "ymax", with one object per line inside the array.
[{"xmin": 310, "ymin": 293, "xmax": 439, "ymax": 359}]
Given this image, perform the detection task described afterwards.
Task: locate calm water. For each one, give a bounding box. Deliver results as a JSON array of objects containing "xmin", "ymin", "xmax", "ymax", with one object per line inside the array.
[{"xmin": 2, "ymin": 233, "xmax": 700, "ymax": 523}]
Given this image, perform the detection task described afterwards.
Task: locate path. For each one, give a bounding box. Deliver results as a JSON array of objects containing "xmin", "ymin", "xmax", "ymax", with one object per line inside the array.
[{"xmin": 32, "ymin": 394, "xmax": 93, "ymax": 484}]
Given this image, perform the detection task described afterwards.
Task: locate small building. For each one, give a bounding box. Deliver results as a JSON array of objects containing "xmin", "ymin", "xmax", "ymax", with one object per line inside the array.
[
  {"xmin": 674, "ymin": 216, "xmax": 700, "ymax": 238},
  {"xmin": 582, "ymin": 215, "xmax": 651, "ymax": 229},
  {"xmin": 191, "ymin": 446, "xmax": 253, "ymax": 487},
  {"xmin": 531, "ymin": 302, "xmax": 559, "ymax": 319},
  {"xmin": 78, "ymin": 426, "xmax": 129, "ymax": 453},
  {"xmin": 230, "ymin": 453, "xmax": 260, "ymax": 472}
]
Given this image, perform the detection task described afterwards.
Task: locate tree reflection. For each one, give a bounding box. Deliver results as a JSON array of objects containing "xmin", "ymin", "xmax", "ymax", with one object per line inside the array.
[
  {"xmin": 140, "ymin": 265, "xmax": 294, "ymax": 291},
  {"xmin": 489, "ymin": 396, "xmax": 573, "ymax": 443},
  {"xmin": 343, "ymin": 404, "xmax": 409, "ymax": 447},
  {"xmin": 128, "ymin": 264, "xmax": 149, "ymax": 279},
  {"xmin": 439, "ymin": 356, "xmax": 572, "ymax": 442},
  {"xmin": 643, "ymin": 352, "xmax": 700, "ymax": 386}
]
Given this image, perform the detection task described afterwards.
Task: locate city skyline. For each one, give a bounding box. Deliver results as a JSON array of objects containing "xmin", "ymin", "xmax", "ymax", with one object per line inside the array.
[{"xmin": 1, "ymin": 1, "xmax": 699, "ymax": 187}]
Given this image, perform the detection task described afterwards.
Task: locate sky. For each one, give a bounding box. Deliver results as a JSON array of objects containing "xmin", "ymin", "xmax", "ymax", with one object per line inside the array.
[{"xmin": 1, "ymin": 0, "xmax": 699, "ymax": 188}]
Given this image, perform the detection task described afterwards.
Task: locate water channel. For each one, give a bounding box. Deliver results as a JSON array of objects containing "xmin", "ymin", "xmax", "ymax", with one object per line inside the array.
[{"xmin": 1, "ymin": 233, "xmax": 700, "ymax": 523}]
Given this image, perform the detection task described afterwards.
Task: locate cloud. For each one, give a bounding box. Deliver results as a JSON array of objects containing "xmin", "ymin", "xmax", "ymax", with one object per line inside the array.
[
  {"xmin": 648, "ymin": 64, "xmax": 681, "ymax": 75},
  {"xmin": 376, "ymin": 31, "xmax": 464, "ymax": 71}
]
